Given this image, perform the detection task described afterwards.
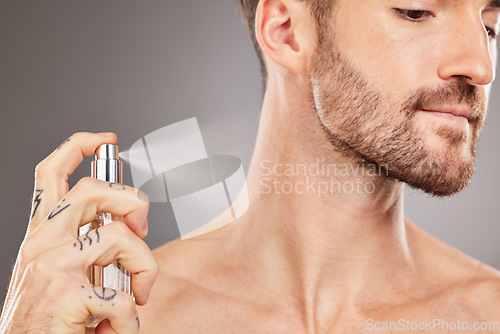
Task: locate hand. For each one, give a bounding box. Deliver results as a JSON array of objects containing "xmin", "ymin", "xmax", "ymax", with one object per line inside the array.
[{"xmin": 0, "ymin": 132, "xmax": 158, "ymax": 333}]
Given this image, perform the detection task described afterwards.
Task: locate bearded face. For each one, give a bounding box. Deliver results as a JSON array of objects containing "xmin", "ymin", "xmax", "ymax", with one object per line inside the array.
[{"xmin": 310, "ymin": 34, "xmax": 486, "ymax": 197}]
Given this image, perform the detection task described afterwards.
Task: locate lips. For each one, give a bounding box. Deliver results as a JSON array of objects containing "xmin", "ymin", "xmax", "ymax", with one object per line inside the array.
[{"xmin": 420, "ymin": 106, "xmax": 473, "ymax": 121}]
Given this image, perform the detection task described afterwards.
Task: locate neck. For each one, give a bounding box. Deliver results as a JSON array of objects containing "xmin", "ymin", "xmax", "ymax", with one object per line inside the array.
[{"xmin": 222, "ymin": 74, "xmax": 419, "ymax": 315}]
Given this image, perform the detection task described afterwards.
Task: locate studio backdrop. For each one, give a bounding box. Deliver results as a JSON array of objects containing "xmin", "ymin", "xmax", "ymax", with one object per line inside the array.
[{"xmin": 0, "ymin": 0, "xmax": 499, "ymax": 302}]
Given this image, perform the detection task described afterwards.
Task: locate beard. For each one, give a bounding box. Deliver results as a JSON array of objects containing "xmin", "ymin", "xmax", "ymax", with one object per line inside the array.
[{"xmin": 310, "ymin": 36, "xmax": 486, "ymax": 197}]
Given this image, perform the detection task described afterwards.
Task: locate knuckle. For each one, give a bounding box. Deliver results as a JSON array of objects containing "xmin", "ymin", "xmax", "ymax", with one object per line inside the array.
[
  {"xmin": 19, "ymin": 236, "xmax": 39, "ymax": 264},
  {"xmin": 30, "ymin": 253, "xmax": 54, "ymax": 277},
  {"xmin": 120, "ymin": 293, "xmax": 136, "ymax": 317},
  {"xmin": 110, "ymin": 221, "xmax": 133, "ymax": 240},
  {"xmin": 106, "ymin": 290, "xmax": 135, "ymax": 318},
  {"xmin": 45, "ymin": 272, "xmax": 70, "ymax": 294},
  {"xmin": 147, "ymin": 256, "xmax": 159, "ymax": 278},
  {"xmin": 144, "ymin": 260, "xmax": 160, "ymax": 286},
  {"xmin": 34, "ymin": 160, "xmax": 50, "ymax": 178},
  {"xmin": 74, "ymin": 176, "xmax": 98, "ymax": 192},
  {"xmin": 132, "ymin": 190, "xmax": 150, "ymax": 213},
  {"xmin": 71, "ymin": 132, "xmax": 96, "ymax": 141},
  {"xmin": 24, "ymin": 266, "xmax": 70, "ymax": 306},
  {"xmin": 35, "ymin": 158, "xmax": 66, "ymax": 180},
  {"xmin": 137, "ymin": 197, "xmax": 150, "ymax": 212},
  {"xmin": 105, "ymin": 222, "xmax": 134, "ymax": 249},
  {"xmin": 135, "ymin": 189, "xmax": 150, "ymax": 203},
  {"xmin": 29, "ymin": 252, "xmax": 69, "ymax": 296}
]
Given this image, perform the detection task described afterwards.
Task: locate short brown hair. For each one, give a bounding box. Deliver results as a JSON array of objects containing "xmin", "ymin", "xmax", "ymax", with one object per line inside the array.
[{"xmin": 237, "ymin": 0, "xmax": 335, "ymax": 89}]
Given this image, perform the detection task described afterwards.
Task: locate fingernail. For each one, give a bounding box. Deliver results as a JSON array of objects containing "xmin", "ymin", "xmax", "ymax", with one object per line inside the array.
[
  {"xmin": 97, "ymin": 132, "xmax": 114, "ymax": 136},
  {"xmin": 136, "ymin": 190, "xmax": 149, "ymax": 202},
  {"xmin": 142, "ymin": 219, "xmax": 149, "ymax": 236}
]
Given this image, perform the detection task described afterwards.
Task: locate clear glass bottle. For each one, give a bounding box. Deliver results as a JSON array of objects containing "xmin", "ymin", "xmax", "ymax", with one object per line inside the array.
[{"xmin": 80, "ymin": 144, "xmax": 132, "ymax": 328}]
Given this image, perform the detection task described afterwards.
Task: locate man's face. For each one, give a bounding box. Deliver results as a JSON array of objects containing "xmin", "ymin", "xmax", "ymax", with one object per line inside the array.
[{"xmin": 310, "ymin": 0, "xmax": 500, "ymax": 196}]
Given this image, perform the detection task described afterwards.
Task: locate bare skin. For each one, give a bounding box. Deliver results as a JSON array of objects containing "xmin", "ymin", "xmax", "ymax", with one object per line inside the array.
[
  {"xmin": 2, "ymin": 0, "xmax": 500, "ymax": 333},
  {"xmin": 138, "ymin": 108, "xmax": 500, "ymax": 332},
  {"xmin": 0, "ymin": 133, "xmax": 158, "ymax": 333},
  {"xmin": 139, "ymin": 221, "xmax": 500, "ymax": 333},
  {"xmin": 138, "ymin": 0, "xmax": 500, "ymax": 332}
]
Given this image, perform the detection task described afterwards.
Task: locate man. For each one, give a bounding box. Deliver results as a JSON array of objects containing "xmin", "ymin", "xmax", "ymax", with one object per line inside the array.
[{"xmin": 1, "ymin": 0, "xmax": 500, "ymax": 333}]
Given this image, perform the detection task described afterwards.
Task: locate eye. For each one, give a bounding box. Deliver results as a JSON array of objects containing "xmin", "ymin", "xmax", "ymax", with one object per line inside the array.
[
  {"xmin": 485, "ymin": 26, "xmax": 498, "ymax": 40},
  {"xmin": 393, "ymin": 8, "xmax": 434, "ymax": 22}
]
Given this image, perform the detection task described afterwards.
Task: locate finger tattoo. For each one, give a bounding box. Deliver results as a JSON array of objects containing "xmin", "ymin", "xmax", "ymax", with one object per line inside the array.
[
  {"xmin": 92, "ymin": 286, "xmax": 117, "ymax": 301},
  {"xmin": 73, "ymin": 227, "xmax": 100, "ymax": 250},
  {"xmin": 31, "ymin": 189, "xmax": 44, "ymax": 218},
  {"xmin": 81, "ymin": 285, "xmax": 118, "ymax": 306},
  {"xmin": 75, "ymin": 237, "xmax": 83, "ymax": 251},
  {"xmin": 85, "ymin": 231, "xmax": 93, "ymax": 245},
  {"xmin": 56, "ymin": 138, "xmax": 71, "ymax": 150},
  {"xmin": 48, "ymin": 199, "xmax": 70, "ymax": 220}
]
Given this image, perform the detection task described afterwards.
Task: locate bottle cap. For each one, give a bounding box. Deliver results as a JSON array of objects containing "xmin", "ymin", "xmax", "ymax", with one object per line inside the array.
[{"xmin": 92, "ymin": 144, "xmax": 123, "ymax": 183}]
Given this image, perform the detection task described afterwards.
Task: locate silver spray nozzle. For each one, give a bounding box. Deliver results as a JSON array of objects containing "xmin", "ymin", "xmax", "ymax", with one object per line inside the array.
[
  {"xmin": 96, "ymin": 144, "xmax": 120, "ymax": 160},
  {"xmin": 92, "ymin": 144, "xmax": 122, "ymax": 183}
]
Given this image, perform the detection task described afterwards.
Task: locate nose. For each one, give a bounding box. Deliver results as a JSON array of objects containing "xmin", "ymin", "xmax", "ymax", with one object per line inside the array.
[{"xmin": 437, "ymin": 17, "xmax": 496, "ymax": 86}]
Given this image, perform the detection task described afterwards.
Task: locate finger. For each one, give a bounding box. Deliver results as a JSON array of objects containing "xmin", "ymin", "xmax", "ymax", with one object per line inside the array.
[
  {"xmin": 30, "ymin": 132, "xmax": 117, "ymax": 228},
  {"xmin": 79, "ymin": 283, "xmax": 140, "ymax": 334},
  {"xmin": 28, "ymin": 132, "xmax": 117, "ymax": 233},
  {"xmin": 35, "ymin": 177, "xmax": 149, "ymax": 242},
  {"xmin": 96, "ymin": 318, "xmax": 140, "ymax": 334},
  {"xmin": 61, "ymin": 221, "xmax": 158, "ymax": 306}
]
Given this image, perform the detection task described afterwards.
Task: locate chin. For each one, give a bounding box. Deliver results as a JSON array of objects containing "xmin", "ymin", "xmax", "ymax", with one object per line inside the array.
[
  {"xmin": 393, "ymin": 119, "xmax": 479, "ymax": 196},
  {"xmin": 393, "ymin": 147, "xmax": 476, "ymax": 197},
  {"xmin": 406, "ymin": 168, "xmax": 474, "ymax": 197}
]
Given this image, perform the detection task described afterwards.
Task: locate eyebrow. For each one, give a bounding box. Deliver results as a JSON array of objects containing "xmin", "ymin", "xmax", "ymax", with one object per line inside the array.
[{"xmin": 486, "ymin": 0, "xmax": 500, "ymax": 9}]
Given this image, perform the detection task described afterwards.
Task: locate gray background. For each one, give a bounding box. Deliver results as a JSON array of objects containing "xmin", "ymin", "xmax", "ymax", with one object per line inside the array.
[{"xmin": 0, "ymin": 0, "xmax": 498, "ymax": 304}]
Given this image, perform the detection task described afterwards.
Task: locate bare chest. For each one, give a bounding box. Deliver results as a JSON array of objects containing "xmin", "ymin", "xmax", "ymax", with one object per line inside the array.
[{"xmin": 138, "ymin": 292, "xmax": 498, "ymax": 334}]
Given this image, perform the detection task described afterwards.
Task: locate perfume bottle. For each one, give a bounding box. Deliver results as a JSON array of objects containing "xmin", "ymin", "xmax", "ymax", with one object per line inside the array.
[{"xmin": 79, "ymin": 144, "xmax": 132, "ymax": 328}]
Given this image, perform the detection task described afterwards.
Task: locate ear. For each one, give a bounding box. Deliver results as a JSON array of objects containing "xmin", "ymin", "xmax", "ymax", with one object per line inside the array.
[{"xmin": 255, "ymin": 0, "xmax": 315, "ymax": 78}]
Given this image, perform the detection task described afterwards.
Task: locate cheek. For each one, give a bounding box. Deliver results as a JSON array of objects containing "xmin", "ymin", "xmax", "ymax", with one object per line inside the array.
[{"xmin": 333, "ymin": 9, "xmax": 438, "ymax": 100}]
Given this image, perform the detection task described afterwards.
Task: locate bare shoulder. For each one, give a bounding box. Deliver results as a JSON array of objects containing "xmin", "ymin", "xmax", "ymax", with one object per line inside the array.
[
  {"xmin": 461, "ymin": 273, "xmax": 500, "ymax": 315},
  {"xmin": 136, "ymin": 236, "xmax": 277, "ymax": 333},
  {"xmin": 136, "ymin": 238, "xmax": 213, "ymax": 332},
  {"xmin": 406, "ymin": 219, "xmax": 500, "ymax": 316},
  {"xmin": 138, "ymin": 237, "xmax": 217, "ymax": 309}
]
